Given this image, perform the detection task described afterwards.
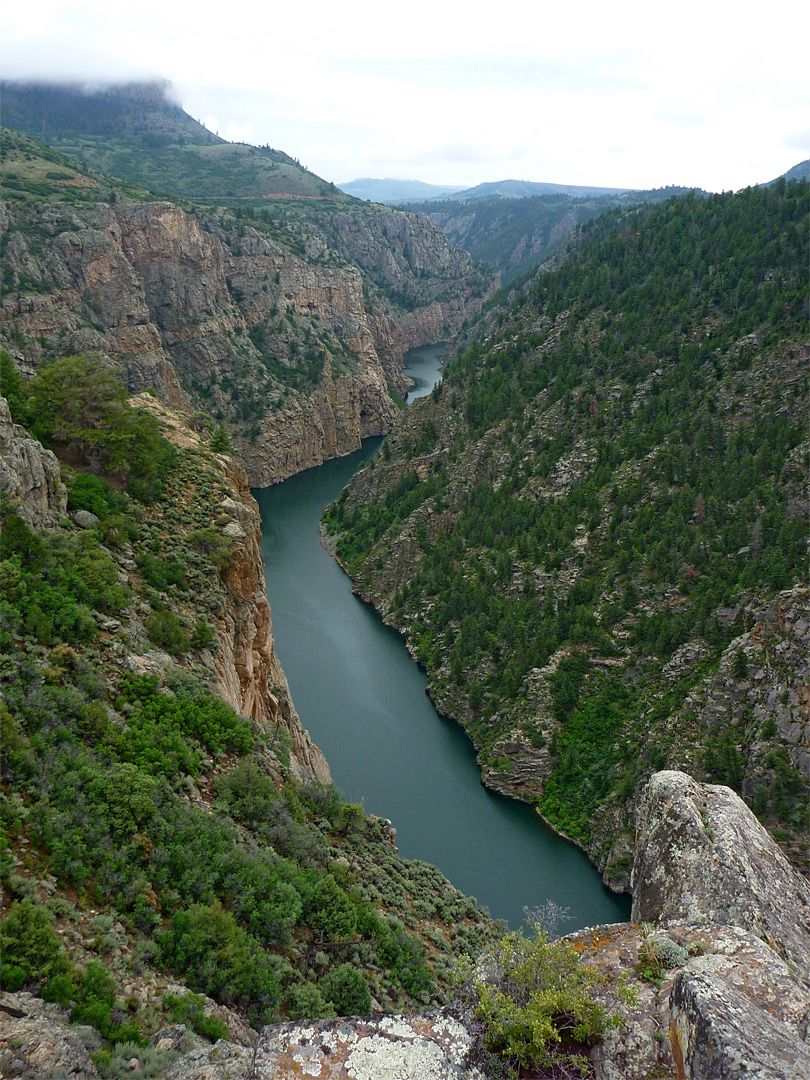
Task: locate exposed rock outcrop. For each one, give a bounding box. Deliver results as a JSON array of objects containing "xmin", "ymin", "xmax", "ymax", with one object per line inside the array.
[
  {"xmin": 588, "ymin": 770, "xmax": 810, "ymax": 1079},
  {"xmin": 0, "ymin": 993, "xmax": 98, "ymax": 1080},
  {"xmin": 237, "ymin": 358, "xmax": 397, "ymax": 488},
  {"xmin": 161, "ymin": 1014, "xmax": 485, "ymax": 1080},
  {"xmin": 668, "ymin": 930, "xmax": 810, "ymax": 1080},
  {"xmin": 2, "ymin": 191, "xmax": 491, "ymax": 486},
  {"xmin": 0, "ymin": 395, "xmax": 67, "ymax": 528},
  {"xmin": 632, "ymin": 770, "xmax": 810, "ymax": 971},
  {"xmin": 218, "ymin": 459, "xmax": 331, "ymax": 782}
]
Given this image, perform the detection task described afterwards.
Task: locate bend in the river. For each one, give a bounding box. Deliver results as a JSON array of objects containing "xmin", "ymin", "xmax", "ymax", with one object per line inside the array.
[{"xmin": 253, "ymin": 343, "xmax": 630, "ymax": 930}]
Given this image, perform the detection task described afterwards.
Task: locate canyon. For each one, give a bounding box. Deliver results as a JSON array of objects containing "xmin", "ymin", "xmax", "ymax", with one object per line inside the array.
[
  {"xmin": 1, "ymin": 102, "xmax": 808, "ymax": 1077},
  {"xmin": 1, "ymin": 127, "xmax": 492, "ymax": 487}
]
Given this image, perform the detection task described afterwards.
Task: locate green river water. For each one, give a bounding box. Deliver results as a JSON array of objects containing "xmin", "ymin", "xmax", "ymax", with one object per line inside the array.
[{"xmin": 253, "ymin": 344, "xmax": 630, "ymax": 930}]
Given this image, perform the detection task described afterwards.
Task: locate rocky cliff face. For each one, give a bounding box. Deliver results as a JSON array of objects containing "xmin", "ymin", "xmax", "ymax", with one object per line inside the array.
[
  {"xmin": 2, "ymin": 143, "xmax": 492, "ymax": 485},
  {"xmin": 631, "ymin": 770, "xmax": 810, "ymax": 969},
  {"xmin": 301, "ymin": 204, "xmax": 496, "ymax": 396},
  {"xmin": 1, "ymin": 199, "xmax": 399, "ymax": 485},
  {"xmin": 214, "ymin": 455, "xmax": 331, "ymax": 782},
  {"xmin": 120, "ymin": 395, "xmax": 331, "ymax": 782},
  {"xmin": 0, "ymin": 395, "xmax": 67, "ymax": 529}
]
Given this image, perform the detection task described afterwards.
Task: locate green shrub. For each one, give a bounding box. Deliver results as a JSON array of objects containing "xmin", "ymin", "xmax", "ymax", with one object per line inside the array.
[
  {"xmin": 72, "ymin": 960, "xmax": 116, "ymax": 1034},
  {"xmin": 460, "ymin": 926, "xmax": 616, "ymax": 1076},
  {"xmin": 22, "ymin": 355, "xmax": 174, "ymax": 487},
  {"xmin": 93, "ymin": 1041, "xmax": 174, "ymax": 1078},
  {"xmin": 186, "ymin": 528, "xmax": 233, "ymax": 571},
  {"xmin": 190, "ymin": 620, "xmax": 215, "ymax": 650},
  {"xmin": 287, "ymin": 980, "xmax": 337, "ymax": 1021},
  {"xmin": 636, "ymin": 929, "xmax": 689, "ymax": 984},
  {"xmin": 321, "ymin": 964, "xmax": 372, "ymax": 1016},
  {"xmin": 157, "ymin": 901, "xmax": 282, "ymax": 1011},
  {"xmin": 145, "ymin": 611, "xmax": 190, "ymax": 656},
  {"xmin": 0, "ymin": 898, "xmax": 74, "ymax": 989},
  {"xmin": 164, "ymin": 992, "xmax": 229, "ymax": 1041},
  {"xmin": 67, "ymin": 473, "xmax": 127, "ymax": 521},
  {"xmin": 302, "ymin": 875, "xmax": 357, "ymax": 941},
  {"xmin": 136, "ymin": 554, "xmax": 187, "ymax": 592},
  {"xmin": 731, "ymin": 649, "xmax": 748, "ymax": 679}
]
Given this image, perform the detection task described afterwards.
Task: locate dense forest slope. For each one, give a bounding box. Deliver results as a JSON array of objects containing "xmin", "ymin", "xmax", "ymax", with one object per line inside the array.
[
  {"xmin": 0, "ymin": 375, "xmax": 498, "ymax": 1075},
  {"xmin": 324, "ymin": 182, "xmax": 810, "ymax": 888},
  {"xmin": 399, "ymin": 187, "xmax": 701, "ymax": 282},
  {"xmin": 0, "ymin": 126, "xmax": 491, "ymax": 484}
]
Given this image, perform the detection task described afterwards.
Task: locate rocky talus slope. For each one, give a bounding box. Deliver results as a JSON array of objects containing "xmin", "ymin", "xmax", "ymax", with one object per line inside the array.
[{"xmin": 6, "ymin": 771, "xmax": 807, "ymax": 1079}]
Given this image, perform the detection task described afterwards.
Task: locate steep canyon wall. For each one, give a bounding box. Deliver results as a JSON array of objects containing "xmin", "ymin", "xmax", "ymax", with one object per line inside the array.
[{"xmin": 1, "ymin": 196, "xmax": 490, "ymax": 486}]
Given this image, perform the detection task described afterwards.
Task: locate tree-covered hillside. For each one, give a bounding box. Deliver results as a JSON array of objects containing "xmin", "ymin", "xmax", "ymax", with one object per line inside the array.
[
  {"xmin": 400, "ymin": 187, "xmax": 700, "ymax": 282},
  {"xmin": 324, "ymin": 181, "xmax": 810, "ymax": 886},
  {"xmin": 0, "ymin": 81, "xmax": 341, "ymax": 202},
  {"xmin": 0, "ymin": 365, "xmax": 498, "ymax": 1075}
]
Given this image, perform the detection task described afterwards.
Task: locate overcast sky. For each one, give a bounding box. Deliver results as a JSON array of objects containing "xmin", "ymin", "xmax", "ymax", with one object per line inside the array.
[{"xmin": 2, "ymin": 0, "xmax": 808, "ymax": 192}]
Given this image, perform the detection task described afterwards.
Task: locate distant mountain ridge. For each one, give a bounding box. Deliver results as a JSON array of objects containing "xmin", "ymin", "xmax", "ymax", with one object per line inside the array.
[
  {"xmin": 438, "ymin": 178, "xmax": 633, "ymax": 201},
  {"xmin": 766, "ymin": 159, "xmax": 809, "ymax": 185},
  {"xmin": 339, "ymin": 176, "xmax": 637, "ymax": 205},
  {"xmin": 338, "ymin": 178, "xmax": 467, "ymax": 203}
]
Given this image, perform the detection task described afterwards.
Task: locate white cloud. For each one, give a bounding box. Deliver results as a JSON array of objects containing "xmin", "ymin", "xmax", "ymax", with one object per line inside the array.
[{"xmin": 1, "ymin": 0, "xmax": 808, "ymax": 191}]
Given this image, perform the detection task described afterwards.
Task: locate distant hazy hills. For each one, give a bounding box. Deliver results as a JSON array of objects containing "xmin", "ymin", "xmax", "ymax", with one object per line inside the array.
[
  {"xmin": 339, "ymin": 176, "xmax": 633, "ymax": 204},
  {"xmin": 442, "ymin": 178, "xmax": 633, "ymax": 200},
  {"xmin": 340, "ymin": 163, "xmax": 809, "ymax": 207},
  {"xmin": 0, "ymin": 80, "xmax": 343, "ymax": 201},
  {"xmin": 337, "ymin": 178, "xmax": 467, "ymax": 203}
]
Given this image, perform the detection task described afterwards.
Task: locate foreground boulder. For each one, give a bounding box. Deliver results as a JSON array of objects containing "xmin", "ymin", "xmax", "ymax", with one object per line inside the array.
[
  {"xmin": 632, "ymin": 769, "xmax": 810, "ymax": 971},
  {"xmin": 585, "ymin": 770, "xmax": 810, "ymax": 1079},
  {"xmin": 252, "ymin": 1015, "xmax": 484, "ymax": 1080}
]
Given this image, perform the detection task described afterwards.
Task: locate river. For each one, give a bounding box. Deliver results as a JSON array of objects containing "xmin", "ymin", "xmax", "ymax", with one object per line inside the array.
[{"xmin": 253, "ymin": 343, "xmax": 630, "ymax": 930}]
